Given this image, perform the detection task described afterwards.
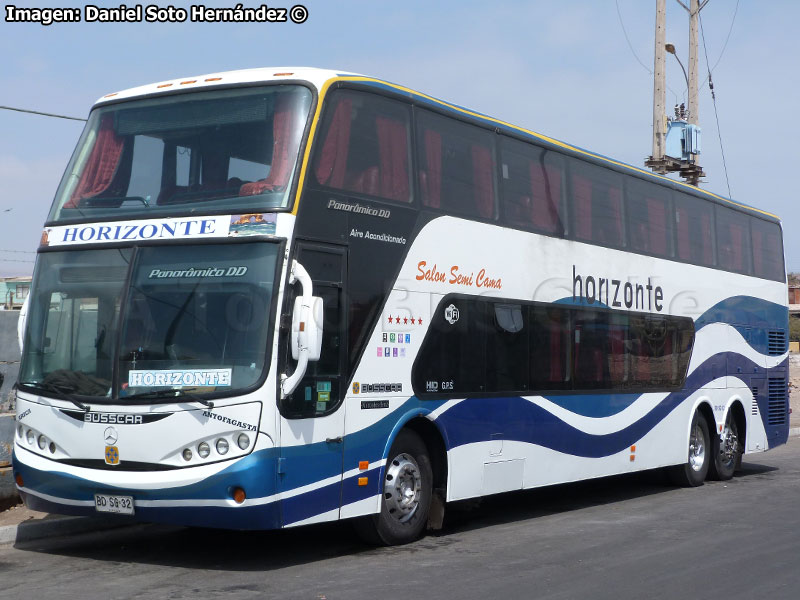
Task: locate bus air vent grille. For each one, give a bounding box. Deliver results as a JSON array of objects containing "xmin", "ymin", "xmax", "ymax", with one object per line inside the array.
[
  {"xmin": 767, "ymin": 330, "xmax": 787, "ymax": 356},
  {"xmin": 751, "ymin": 387, "xmax": 759, "ymax": 415},
  {"xmin": 767, "ymin": 377, "xmax": 787, "ymax": 425}
]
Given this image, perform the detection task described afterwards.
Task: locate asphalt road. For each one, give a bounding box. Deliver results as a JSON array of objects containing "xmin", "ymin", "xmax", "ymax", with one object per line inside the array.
[{"xmin": 2, "ymin": 438, "xmax": 799, "ymax": 600}]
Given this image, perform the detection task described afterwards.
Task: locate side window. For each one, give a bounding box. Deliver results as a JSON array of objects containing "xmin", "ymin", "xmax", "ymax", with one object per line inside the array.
[
  {"xmin": 674, "ymin": 192, "xmax": 715, "ymax": 267},
  {"xmin": 626, "ymin": 180, "xmax": 673, "ymax": 258},
  {"xmin": 416, "ymin": 109, "xmax": 497, "ymax": 219},
  {"xmin": 500, "ymin": 136, "xmax": 566, "ymax": 235},
  {"xmin": 311, "ymin": 89, "xmax": 412, "ymax": 203},
  {"xmin": 529, "ymin": 305, "xmax": 572, "ymax": 390},
  {"xmin": 412, "ymin": 299, "xmax": 486, "ymax": 396},
  {"xmin": 570, "ymin": 160, "xmax": 624, "ymax": 248},
  {"xmin": 716, "ymin": 206, "xmax": 753, "ymax": 275},
  {"xmin": 413, "ymin": 297, "xmax": 694, "ymax": 396},
  {"xmin": 751, "ymin": 218, "xmax": 785, "ymax": 282}
]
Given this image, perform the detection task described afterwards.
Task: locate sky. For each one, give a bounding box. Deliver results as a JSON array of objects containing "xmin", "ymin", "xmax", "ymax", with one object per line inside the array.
[{"xmin": 1, "ymin": 0, "xmax": 798, "ymax": 276}]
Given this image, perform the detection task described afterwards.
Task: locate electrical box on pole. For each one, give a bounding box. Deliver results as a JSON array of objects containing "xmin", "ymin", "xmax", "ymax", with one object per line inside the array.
[{"xmin": 644, "ymin": 0, "xmax": 707, "ymax": 186}]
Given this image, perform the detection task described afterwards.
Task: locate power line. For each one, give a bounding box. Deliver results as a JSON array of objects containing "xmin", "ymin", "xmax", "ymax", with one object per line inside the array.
[
  {"xmin": 699, "ymin": 0, "xmax": 740, "ymax": 91},
  {"xmin": 0, "ymin": 105, "xmax": 86, "ymax": 122},
  {"xmin": 0, "ymin": 249, "xmax": 36, "ymax": 254},
  {"xmin": 699, "ymin": 10, "xmax": 732, "ymax": 198},
  {"xmin": 616, "ymin": 0, "xmax": 683, "ymax": 104}
]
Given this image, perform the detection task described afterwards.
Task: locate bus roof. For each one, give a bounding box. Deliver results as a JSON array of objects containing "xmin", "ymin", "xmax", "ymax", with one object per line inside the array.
[{"xmin": 94, "ymin": 67, "xmax": 779, "ymax": 223}]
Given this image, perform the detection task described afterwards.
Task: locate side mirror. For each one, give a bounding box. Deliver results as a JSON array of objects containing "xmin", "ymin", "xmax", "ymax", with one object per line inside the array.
[
  {"xmin": 291, "ymin": 295, "xmax": 323, "ymax": 361},
  {"xmin": 281, "ymin": 260, "xmax": 323, "ymax": 399}
]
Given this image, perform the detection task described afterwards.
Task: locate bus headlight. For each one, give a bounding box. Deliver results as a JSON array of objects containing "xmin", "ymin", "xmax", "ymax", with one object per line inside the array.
[
  {"xmin": 182, "ymin": 448, "xmax": 193, "ymax": 461},
  {"xmin": 25, "ymin": 429, "xmax": 34, "ymax": 445},
  {"xmin": 37, "ymin": 435, "xmax": 47, "ymax": 450},
  {"xmin": 216, "ymin": 438, "xmax": 229, "ymax": 455},
  {"xmin": 197, "ymin": 442, "xmax": 210, "ymax": 459},
  {"xmin": 237, "ymin": 433, "xmax": 250, "ymax": 450}
]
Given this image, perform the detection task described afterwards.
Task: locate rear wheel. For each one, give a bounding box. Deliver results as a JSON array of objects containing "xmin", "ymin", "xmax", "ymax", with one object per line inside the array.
[
  {"xmin": 353, "ymin": 429, "xmax": 432, "ymax": 545},
  {"xmin": 669, "ymin": 411, "xmax": 710, "ymax": 487},
  {"xmin": 709, "ymin": 411, "xmax": 741, "ymax": 481}
]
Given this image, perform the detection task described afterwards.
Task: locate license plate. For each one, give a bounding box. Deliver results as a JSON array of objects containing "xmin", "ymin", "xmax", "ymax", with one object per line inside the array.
[{"xmin": 94, "ymin": 494, "xmax": 135, "ymax": 515}]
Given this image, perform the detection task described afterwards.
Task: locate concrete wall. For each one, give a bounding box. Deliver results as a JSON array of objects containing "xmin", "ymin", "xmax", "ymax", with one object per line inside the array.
[
  {"xmin": 0, "ymin": 310, "xmax": 20, "ymax": 412},
  {"xmin": 0, "ymin": 311, "xmax": 20, "ymax": 503}
]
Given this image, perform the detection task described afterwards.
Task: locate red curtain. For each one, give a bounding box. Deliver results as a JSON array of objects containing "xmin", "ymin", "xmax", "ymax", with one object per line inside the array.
[
  {"xmin": 701, "ymin": 213, "xmax": 713, "ymax": 265},
  {"xmin": 752, "ymin": 229, "xmax": 764, "ymax": 277},
  {"xmin": 375, "ymin": 116, "xmax": 409, "ymax": 202},
  {"xmin": 240, "ymin": 94, "xmax": 307, "ymax": 196},
  {"xmin": 313, "ymin": 97, "xmax": 352, "ymax": 189},
  {"xmin": 529, "ymin": 163, "xmax": 561, "ymax": 233},
  {"xmin": 647, "ymin": 197, "xmax": 668, "ymax": 255},
  {"xmin": 471, "ymin": 144, "xmax": 494, "ymax": 219},
  {"xmin": 572, "ymin": 175, "xmax": 592, "ymax": 240},
  {"xmin": 67, "ymin": 114, "xmax": 124, "ymax": 207},
  {"xmin": 608, "ymin": 186, "xmax": 623, "ymax": 243},
  {"xmin": 676, "ymin": 207, "xmax": 690, "ymax": 260},
  {"xmin": 421, "ymin": 130, "xmax": 442, "ymax": 208}
]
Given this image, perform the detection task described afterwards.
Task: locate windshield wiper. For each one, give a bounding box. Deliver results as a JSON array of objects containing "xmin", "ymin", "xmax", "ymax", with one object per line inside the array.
[
  {"xmin": 123, "ymin": 388, "xmax": 215, "ymax": 409},
  {"xmin": 21, "ymin": 381, "xmax": 91, "ymax": 412}
]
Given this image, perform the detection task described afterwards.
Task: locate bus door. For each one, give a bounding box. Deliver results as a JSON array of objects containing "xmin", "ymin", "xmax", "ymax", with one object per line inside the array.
[{"xmin": 278, "ymin": 241, "xmax": 348, "ymax": 525}]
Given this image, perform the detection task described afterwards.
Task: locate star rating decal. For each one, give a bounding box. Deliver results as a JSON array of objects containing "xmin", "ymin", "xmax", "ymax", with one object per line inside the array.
[{"xmin": 387, "ymin": 314, "xmax": 423, "ymax": 326}]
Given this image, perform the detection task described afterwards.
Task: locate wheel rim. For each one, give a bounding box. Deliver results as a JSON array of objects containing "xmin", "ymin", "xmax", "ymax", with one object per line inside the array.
[
  {"xmin": 719, "ymin": 417, "xmax": 739, "ymax": 464},
  {"xmin": 384, "ymin": 452, "xmax": 422, "ymax": 523},
  {"xmin": 689, "ymin": 422, "xmax": 706, "ymax": 472}
]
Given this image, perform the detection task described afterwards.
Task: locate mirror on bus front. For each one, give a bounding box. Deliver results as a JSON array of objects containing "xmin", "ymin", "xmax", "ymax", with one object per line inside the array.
[{"xmin": 291, "ymin": 295, "xmax": 324, "ymax": 362}]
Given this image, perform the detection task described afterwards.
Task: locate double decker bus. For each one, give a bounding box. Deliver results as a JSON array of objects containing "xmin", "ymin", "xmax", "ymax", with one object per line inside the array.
[{"xmin": 13, "ymin": 67, "xmax": 789, "ymax": 545}]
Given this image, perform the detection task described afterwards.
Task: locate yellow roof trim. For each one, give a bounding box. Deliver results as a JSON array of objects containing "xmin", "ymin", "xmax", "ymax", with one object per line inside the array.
[{"xmin": 295, "ymin": 75, "xmax": 779, "ymax": 221}]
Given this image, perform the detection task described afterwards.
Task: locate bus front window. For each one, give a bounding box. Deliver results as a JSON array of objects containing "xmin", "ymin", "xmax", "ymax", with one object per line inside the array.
[
  {"xmin": 48, "ymin": 84, "xmax": 312, "ymax": 222},
  {"xmin": 19, "ymin": 242, "xmax": 279, "ymax": 401}
]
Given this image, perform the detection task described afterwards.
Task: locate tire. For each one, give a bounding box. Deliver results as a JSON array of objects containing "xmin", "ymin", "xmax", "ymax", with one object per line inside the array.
[
  {"xmin": 353, "ymin": 429, "xmax": 432, "ymax": 545},
  {"xmin": 708, "ymin": 411, "xmax": 742, "ymax": 481},
  {"xmin": 668, "ymin": 411, "xmax": 711, "ymax": 487}
]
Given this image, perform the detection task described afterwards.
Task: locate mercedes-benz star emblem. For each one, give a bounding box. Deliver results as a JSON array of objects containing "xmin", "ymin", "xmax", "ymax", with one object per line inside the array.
[{"xmin": 104, "ymin": 426, "xmax": 118, "ymax": 445}]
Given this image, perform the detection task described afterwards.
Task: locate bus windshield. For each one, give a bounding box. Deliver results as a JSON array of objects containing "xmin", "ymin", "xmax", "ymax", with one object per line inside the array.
[
  {"xmin": 48, "ymin": 84, "xmax": 312, "ymax": 222},
  {"xmin": 19, "ymin": 242, "xmax": 279, "ymax": 401}
]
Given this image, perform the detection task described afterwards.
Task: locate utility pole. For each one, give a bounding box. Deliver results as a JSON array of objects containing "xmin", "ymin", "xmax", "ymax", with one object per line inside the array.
[
  {"xmin": 645, "ymin": 0, "xmax": 707, "ymax": 186},
  {"xmin": 651, "ymin": 0, "xmax": 666, "ymax": 163}
]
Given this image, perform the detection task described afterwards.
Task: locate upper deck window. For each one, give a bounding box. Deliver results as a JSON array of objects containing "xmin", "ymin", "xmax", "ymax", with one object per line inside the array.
[
  {"xmin": 416, "ymin": 109, "xmax": 497, "ymax": 219},
  {"xmin": 569, "ymin": 160, "xmax": 624, "ymax": 248},
  {"xmin": 310, "ymin": 90, "xmax": 412, "ymax": 203},
  {"xmin": 48, "ymin": 84, "xmax": 312, "ymax": 222}
]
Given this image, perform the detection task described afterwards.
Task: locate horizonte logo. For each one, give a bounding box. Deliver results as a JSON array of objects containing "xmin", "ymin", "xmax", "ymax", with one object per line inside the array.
[
  {"xmin": 60, "ymin": 219, "xmax": 218, "ymax": 243},
  {"xmin": 128, "ymin": 369, "xmax": 232, "ymax": 388}
]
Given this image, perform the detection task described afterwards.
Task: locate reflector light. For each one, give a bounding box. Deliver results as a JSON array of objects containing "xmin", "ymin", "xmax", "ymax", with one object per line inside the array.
[
  {"xmin": 273, "ymin": 72, "xmax": 294, "ymax": 76},
  {"xmin": 232, "ymin": 487, "xmax": 246, "ymax": 503},
  {"xmin": 358, "ymin": 477, "xmax": 368, "ymax": 486},
  {"xmin": 359, "ymin": 461, "xmax": 369, "ymax": 471},
  {"xmin": 15, "ymin": 474, "xmax": 23, "ymax": 487},
  {"xmin": 180, "ymin": 80, "xmax": 197, "ymax": 85},
  {"xmin": 205, "ymin": 77, "xmax": 222, "ymax": 82},
  {"xmin": 103, "ymin": 93, "xmax": 118, "ymax": 98},
  {"xmin": 157, "ymin": 83, "xmax": 173, "ymax": 88}
]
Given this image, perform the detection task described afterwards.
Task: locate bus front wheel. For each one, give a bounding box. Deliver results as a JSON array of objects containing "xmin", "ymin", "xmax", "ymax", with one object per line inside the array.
[
  {"xmin": 354, "ymin": 429, "xmax": 432, "ymax": 545},
  {"xmin": 669, "ymin": 411, "xmax": 711, "ymax": 487}
]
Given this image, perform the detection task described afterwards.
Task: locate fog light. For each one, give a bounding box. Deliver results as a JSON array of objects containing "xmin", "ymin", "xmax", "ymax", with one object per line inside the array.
[
  {"xmin": 232, "ymin": 487, "xmax": 246, "ymax": 504},
  {"xmin": 49, "ymin": 442, "xmax": 56, "ymax": 454},
  {"xmin": 26, "ymin": 429, "xmax": 34, "ymax": 445},
  {"xmin": 197, "ymin": 442, "xmax": 210, "ymax": 459},
  {"xmin": 216, "ymin": 438, "xmax": 229, "ymax": 455},
  {"xmin": 182, "ymin": 448, "xmax": 193, "ymax": 461},
  {"xmin": 37, "ymin": 435, "xmax": 46, "ymax": 450},
  {"xmin": 237, "ymin": 433, "xmax": 250, "ymax": 450}
]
